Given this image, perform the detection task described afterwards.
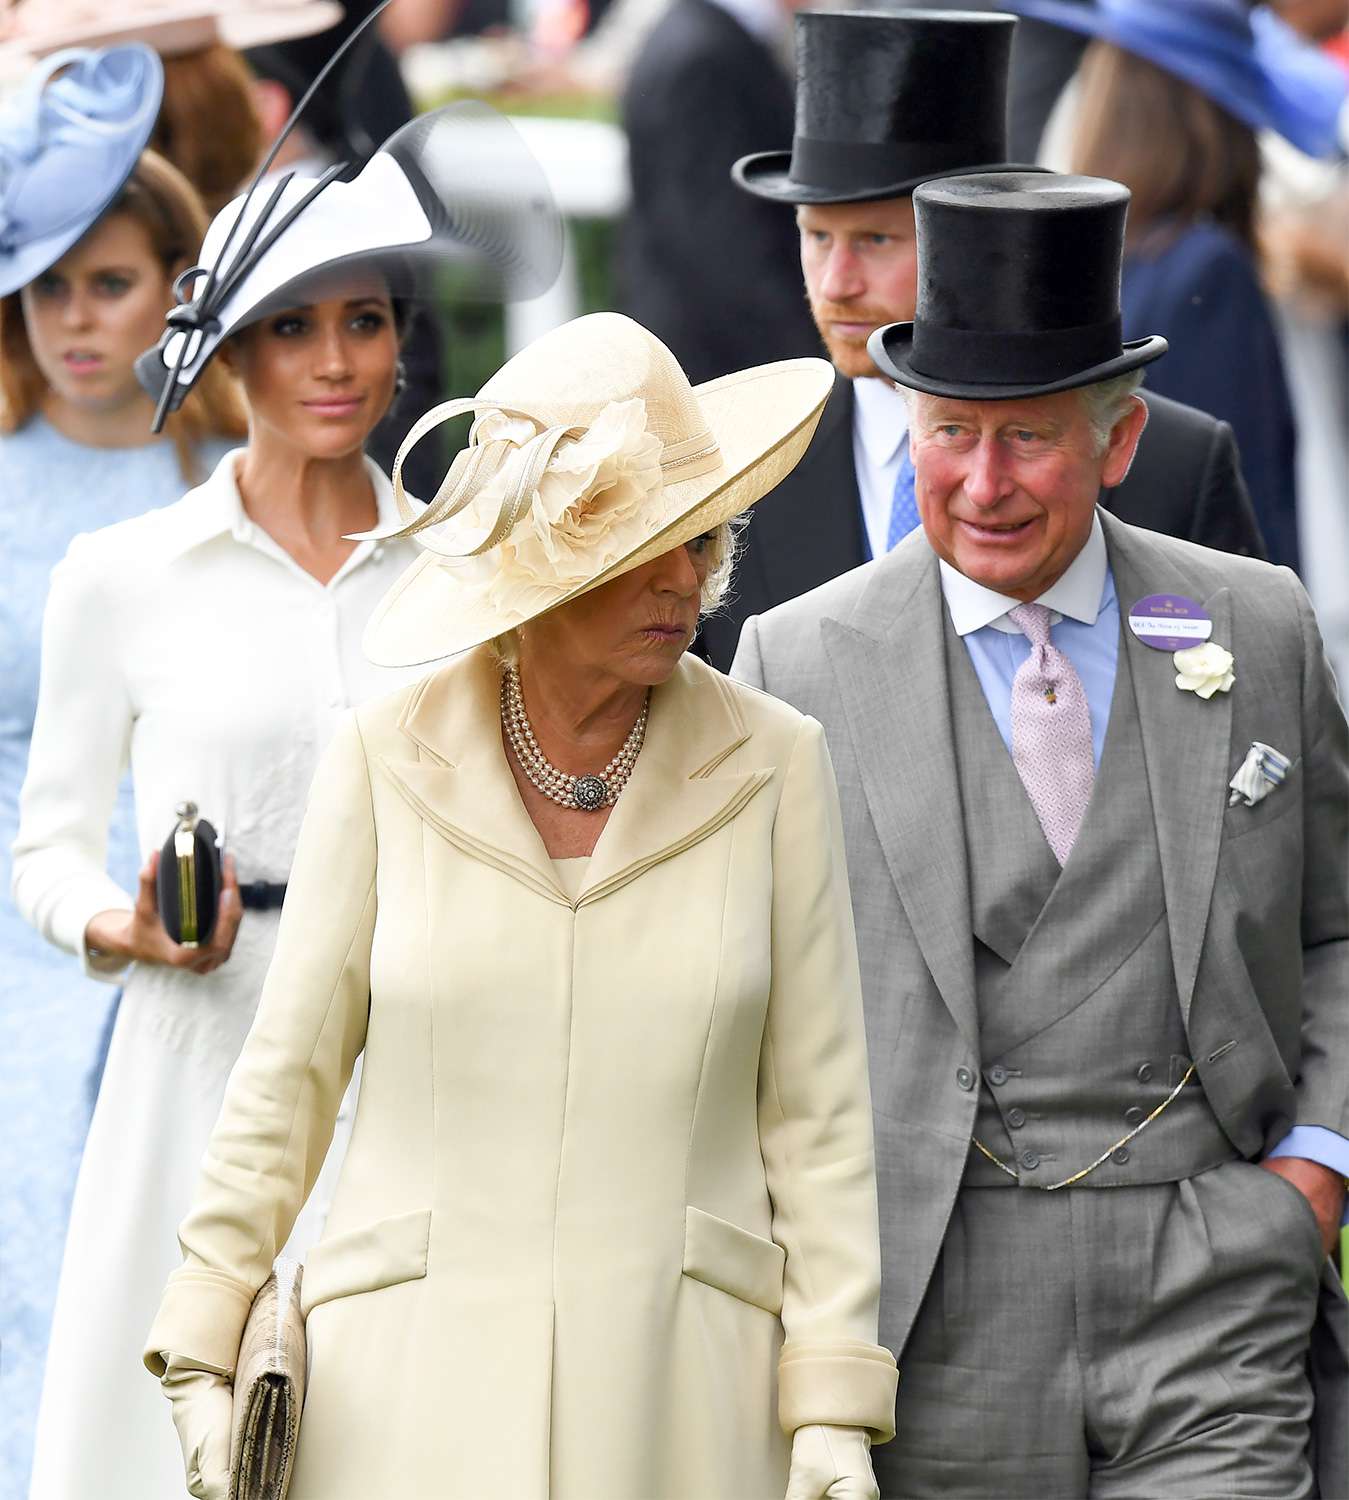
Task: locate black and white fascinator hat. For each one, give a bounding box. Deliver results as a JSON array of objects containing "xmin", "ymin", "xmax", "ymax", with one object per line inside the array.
[{"xmin": 136, "ymin": 1, "xmax": 562, "ymax": 430}]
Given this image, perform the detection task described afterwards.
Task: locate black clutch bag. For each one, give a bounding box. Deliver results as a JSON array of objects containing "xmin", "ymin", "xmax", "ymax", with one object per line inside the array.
[{"xmin": 157, "ymin": 801, "xmax": 222, "ymax": 947}]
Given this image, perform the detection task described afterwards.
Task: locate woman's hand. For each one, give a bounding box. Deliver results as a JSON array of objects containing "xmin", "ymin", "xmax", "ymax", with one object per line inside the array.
[
  {"xmin": 785, "ymin": 1424, "xmax": 879, "ymax": 1500},
  {"xmin": 160, "ymin": 1360, "xmax": 233, "ymax": 1500},
  {"xmin": 84, "ymin": 850, "xmax": 242, "ymax": 975}
]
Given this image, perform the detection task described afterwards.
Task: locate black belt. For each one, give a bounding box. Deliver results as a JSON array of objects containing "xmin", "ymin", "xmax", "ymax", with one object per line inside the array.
[{"xmin": 239, "ymin": 880, "xmax": 288, "ymax": 912}]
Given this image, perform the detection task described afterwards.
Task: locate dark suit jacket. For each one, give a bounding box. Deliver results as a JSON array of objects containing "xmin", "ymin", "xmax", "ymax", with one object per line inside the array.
[
  {"xmin": 1123, "ymin": 222, "xmax": 1301, "ymax": 574},
  {"xmin": 619, "ymin": 0, "xmax": 822, "ymax": 384},
  {"xmin": 699, "ymin": 374, "xmax": 1268, "ymax": 671}
]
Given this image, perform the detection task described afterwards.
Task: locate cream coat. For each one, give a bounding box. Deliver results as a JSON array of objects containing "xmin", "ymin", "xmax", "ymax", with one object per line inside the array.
[{"xmin": 146, "ymin": 647, "xmax": 897, "ymax": 1499}]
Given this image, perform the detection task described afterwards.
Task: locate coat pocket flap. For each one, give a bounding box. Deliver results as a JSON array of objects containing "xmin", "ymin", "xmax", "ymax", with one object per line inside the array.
[
  {"xmin": 301, "ymin": 1209, "xmax": 431, "ymax": 1317},
  {"xmin": 682, "ymin": 1205, "xmax": 785, "ymax": 1315}
]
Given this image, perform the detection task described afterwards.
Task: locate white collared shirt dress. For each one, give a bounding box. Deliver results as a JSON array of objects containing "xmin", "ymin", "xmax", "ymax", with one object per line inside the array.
[{"xmin": 12, "ymin": 450, "xmax": 419, "ymax": 1500}]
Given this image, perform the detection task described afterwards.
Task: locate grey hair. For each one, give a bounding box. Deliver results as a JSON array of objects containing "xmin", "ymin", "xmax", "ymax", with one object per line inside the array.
[
  {"xmin": 1078, "ymin": 371, "xmax": 1145, "ymax": 454},
  {"xmin": 490, "ymin": 519, "xmax": 741, "ymax": 667}
]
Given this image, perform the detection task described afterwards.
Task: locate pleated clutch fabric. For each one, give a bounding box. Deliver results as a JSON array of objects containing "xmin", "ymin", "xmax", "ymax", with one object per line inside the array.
[{"xmin": 229, "ymin": 1259, "xmax": 306, "ymax": 1500}]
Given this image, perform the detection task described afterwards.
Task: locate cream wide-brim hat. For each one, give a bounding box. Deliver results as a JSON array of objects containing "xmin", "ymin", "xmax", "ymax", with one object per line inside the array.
[
  {"xmin": 0, "ymin": 0, "xmax": 343, "ymax": 60},
  {"xmin": 361, "ymin": 313, "xmax": 835, "ymax": 668}
]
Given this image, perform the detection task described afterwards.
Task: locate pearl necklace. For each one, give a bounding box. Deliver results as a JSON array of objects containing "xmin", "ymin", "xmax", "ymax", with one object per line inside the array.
[{"xmin": 501, "ymin": 666, "xmax": 649, "ymax": 811}]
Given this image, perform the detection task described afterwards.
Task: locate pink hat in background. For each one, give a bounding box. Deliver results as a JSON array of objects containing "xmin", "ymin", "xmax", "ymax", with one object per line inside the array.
[{"xmin": 0, "ymin": 0, "xmax": 343, "ymax": 60}]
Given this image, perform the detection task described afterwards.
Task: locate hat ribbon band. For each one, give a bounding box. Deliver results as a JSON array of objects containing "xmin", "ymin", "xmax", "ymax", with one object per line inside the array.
[
  {"xmin": 910, "ymin": 315, "xmax": 1124, "ymax": 385},
  {"xmin": 790, "ymin": 135, "xmax": 1006, "ymax": 193}
]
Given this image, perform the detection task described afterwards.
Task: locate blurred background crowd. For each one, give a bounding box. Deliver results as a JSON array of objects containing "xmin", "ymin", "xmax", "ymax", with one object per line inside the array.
[{"xmin": 1, "ymin": 0, "xmax": 1347, "ymax": 1494}]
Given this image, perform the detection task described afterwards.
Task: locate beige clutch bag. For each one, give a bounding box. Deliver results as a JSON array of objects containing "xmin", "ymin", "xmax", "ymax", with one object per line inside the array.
[{"xmin": 229, "ymin": 1258, "xmax": 306, "ymax": 1500}]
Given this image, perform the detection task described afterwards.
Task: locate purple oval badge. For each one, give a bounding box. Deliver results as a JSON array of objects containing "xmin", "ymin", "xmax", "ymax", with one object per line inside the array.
[{"xmin": 1127, "ymin": 594, "xmax": 1213, "ymax": 651}]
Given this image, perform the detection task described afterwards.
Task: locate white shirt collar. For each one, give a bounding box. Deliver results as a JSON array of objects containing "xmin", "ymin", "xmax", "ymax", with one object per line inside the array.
[
  {"xmin": 938, "ymin": 510, "xmax": 1108, "ymax": 637},
  {"xmin": 161, "ymin": 449, "xmax": 401, "ymax": 565},
  {"xmin": 852, "ymin": 375, "xmax": 910, "ymax": 470}
]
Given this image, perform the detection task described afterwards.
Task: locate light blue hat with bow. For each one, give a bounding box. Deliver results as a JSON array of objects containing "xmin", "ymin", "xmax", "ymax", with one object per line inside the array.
[{"xmin": 0, "ymin": 43, "xmax": 164, "ymax": 299}]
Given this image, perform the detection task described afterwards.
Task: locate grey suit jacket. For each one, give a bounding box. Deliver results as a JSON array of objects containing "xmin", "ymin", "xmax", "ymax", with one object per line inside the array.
[{"xmin": 731, "ymin": 511, "xmax": 1349, "ymax": 1368}]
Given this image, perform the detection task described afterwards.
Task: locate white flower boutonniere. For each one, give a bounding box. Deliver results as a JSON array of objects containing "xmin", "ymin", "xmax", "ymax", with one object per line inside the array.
[{"xmin": 1174, "ymin": 641, "xmax": 1235, "ymax": 699}]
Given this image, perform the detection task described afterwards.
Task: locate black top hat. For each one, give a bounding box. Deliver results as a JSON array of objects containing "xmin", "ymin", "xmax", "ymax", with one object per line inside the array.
[
  {"xmin": 869, "ymin": 173, "xmax": 1168, "ymax": 400},
  {"xmin": 734, "ymin": 9, "xmax": 1033, "ymax": 205}
]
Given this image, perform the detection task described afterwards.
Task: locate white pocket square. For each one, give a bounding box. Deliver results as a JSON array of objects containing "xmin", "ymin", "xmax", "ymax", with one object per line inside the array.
[{"xmin": 1228, "ymin": 741, "xmax": 1292, "ymax": 808}]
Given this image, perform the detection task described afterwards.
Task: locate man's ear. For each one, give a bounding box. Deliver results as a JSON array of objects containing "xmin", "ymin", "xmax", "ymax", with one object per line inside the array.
[{"xmin": 1100, "ymin": 394, "xmax": 1149, "ymax": 488}]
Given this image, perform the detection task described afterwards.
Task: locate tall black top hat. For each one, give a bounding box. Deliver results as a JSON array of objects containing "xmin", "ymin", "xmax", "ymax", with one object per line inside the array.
[
  {"xmin": 734, "ymin": 9, "xmax": 1032, "ymax": 205},
  {"xmin": 869, "ymin": 173, "xmax": 1169, "ymax": 400}
]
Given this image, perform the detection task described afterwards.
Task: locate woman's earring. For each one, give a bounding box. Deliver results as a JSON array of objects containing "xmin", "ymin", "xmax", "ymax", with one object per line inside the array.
[{"xmin": 394, "ymin": 358, "xmax": 408, "ymax": 398}]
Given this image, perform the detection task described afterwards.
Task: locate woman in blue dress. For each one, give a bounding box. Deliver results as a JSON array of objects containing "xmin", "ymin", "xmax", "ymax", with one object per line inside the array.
[{"xmin": 0, "ymin": 46, "xmax": 244, "ymax": 1494}]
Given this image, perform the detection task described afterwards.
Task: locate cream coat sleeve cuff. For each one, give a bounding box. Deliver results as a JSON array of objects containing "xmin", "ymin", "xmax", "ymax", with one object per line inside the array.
[
  {"xmin": 779, "ymin": 1339, "xmax": 898, "ymax": 1444},
  {"xmin": 144, "ymin": 1268, "xmax": 255, "ymax": 1378}
]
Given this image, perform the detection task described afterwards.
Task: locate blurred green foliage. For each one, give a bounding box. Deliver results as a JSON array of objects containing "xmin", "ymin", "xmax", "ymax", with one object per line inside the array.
[{"xmin": 435, "ymin": 216, "xmax": 618, "ymax": 410}]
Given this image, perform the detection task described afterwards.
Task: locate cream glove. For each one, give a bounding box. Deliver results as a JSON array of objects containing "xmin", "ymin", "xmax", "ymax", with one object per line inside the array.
[
  {"xmin": 160, "ymin": 1355, "xmax": 233, "ymax": 1500},
  {"xmin": 785, "ymin": 1423, "xmax": 879, "ymax": 1500}
]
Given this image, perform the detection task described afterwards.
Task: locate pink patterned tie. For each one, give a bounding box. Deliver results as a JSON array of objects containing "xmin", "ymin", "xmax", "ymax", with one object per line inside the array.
[{"xmin": 1007, "ymin": 603, "xmax": 1095, "ymax": 865}]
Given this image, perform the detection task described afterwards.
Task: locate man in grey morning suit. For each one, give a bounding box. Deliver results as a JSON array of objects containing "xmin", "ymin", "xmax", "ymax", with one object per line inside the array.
[{"xmin": 733, "ymin": 172, "xmax": 1349, "ymax": 1497}]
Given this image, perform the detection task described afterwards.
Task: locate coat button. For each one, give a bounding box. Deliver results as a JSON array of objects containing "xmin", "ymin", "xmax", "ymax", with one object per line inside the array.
[
  {"xmin": 1124, "ymin": 1106, "xmax": 1145, "ymax": 1127},
  {"xmin": 987, "ymin": 1064, "xmax": 1009, "ymax": 1086},
  {"xmin": 1020, "ymin": 1150, "xmax": 1040, "ymax": 1171},
  {"xmin": 1007, "ymin": 1107, "xmax": 1026, "ymax": 1129},
  {"xmin": 1112, "ymin": 1146, "xmax": 1131, "ymax": 1165},
  {"xmin": 1136, "ymin": 1063, "xmax": 1154, "ymax": 1083},
  {"xmin": 956, "ymin": 1066, "xmax": 975, "ymax": 1091}
]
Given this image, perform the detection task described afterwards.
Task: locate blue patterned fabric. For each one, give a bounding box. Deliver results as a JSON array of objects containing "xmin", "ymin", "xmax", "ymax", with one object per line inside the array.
[
  {"xmin": 885, "ymin": 443, "xmax": 920, "ymax": 552},
  {"xmin": 0, "ymin": 417, "xmax": 231, "ymax": 1500}
]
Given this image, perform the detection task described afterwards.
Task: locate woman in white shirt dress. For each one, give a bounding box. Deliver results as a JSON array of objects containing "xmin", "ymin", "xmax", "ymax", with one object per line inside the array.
[{"xmin": 9, "ymin": 86, "xmax": 562, "ymax": 1493}]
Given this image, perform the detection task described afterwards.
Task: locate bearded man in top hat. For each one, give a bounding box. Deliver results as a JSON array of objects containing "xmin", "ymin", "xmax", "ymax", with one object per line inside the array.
[
  {"xmin": 732, "ymin": 172, "xmax": 1349, "ymax": 1498},
  {"xmin": 699, "ymin": 7, "xmax": 1265, "ymax": 672}
]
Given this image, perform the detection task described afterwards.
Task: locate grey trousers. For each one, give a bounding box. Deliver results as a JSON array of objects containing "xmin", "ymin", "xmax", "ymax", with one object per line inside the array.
[{"xmin": 877, "ymin": 1161, "xmax": 1324, "ymax": 1499}]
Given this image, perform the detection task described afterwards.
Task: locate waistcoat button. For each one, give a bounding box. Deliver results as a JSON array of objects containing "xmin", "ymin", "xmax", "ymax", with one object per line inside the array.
[
  {"xmin": 987, "ymin": 1064, "xmax": 1009, "ymax": 1086},
  {"xmin": 1136, "ymin": 1063, "xmax": 1154, "ymax": 1083},
  {"xmin": 956, "ymin": 1066, "xmax": 975, "ymax": 1091},
  {"xmin": 1112, "ymin": 1146, "xmax": 1131, "ymax": 1165},
  {"xmin": 1006, "ymin": 1107, "xmax": 1026, "ymax": 1129},
  {"xmin": 1124, "ymin": 1106, "xmax": 1145, "ymax": 1127},
  {"xmin": 1020, "ymin": 1150, "xmax": 1040, "ymax": 1171}
]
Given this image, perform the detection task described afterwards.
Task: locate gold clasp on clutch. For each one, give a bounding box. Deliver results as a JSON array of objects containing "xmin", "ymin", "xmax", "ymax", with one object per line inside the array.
[{"xmin": 173, "ymin": 801, "xmax": 201, "ymax": 947}]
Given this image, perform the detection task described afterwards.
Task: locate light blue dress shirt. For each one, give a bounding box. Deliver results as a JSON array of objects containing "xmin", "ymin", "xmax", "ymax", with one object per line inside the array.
[
  {"xmin": 940, "ymin": 512, "xmax": 1118, "ymax": 769},
  {"xmin": 938, "ymin": 514, "xmax": 1346, "ymax": 1188}
]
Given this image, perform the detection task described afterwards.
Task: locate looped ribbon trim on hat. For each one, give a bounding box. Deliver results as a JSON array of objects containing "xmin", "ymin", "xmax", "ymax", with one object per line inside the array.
[
  {"xmin": 377, "ymin": 396, "xmax": 592, "ymax": 559},
  {"xmin": 355, "ymin": 394, "xmax": 723, "ymax": 621},
  {"xmin": 361, "ymin": 394, "xmax": 721, "ymax": 560}
]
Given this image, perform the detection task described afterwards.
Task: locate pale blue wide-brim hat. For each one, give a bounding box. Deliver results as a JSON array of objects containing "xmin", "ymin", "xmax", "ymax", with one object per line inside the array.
[
  {"xmin": 1004, "ymin": 0, "xmax": 1348, "ymax": 161},
  {"xmin": 0, "ymin": 43, "xmax": 164, "ymax": 298}
]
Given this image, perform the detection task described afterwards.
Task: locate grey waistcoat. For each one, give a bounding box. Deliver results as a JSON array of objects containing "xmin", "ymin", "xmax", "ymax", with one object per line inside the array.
[{"xmin": 943, "ymin": 618, "xmax": 1237, "ymax": 1188}]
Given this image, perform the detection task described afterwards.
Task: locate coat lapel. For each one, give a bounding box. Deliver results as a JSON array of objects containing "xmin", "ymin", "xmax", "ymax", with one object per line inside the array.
[
  {"xmin": 579, "ymin": 661, "xmax": 772, "ymax": 903},
  {"xmin": 378, "ymin": 649, "xmax": 771, "ymax": 907},
  {"xmin": 1102, "ymin": 512, "xmax": 1235, "ymax": 1019},
  {"xmin": 822, "ymin": 542, "xmax": 978, "ymax": 1049}
]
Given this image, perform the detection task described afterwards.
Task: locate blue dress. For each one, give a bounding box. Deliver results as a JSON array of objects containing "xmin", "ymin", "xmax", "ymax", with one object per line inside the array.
[
  {"xmin": 1121, "ymin": 220, "xmax": 1301, "ymax": 574},
  {"xmin": 0, "ymin": 416, "xmax": 233, "ymax": 1499}
]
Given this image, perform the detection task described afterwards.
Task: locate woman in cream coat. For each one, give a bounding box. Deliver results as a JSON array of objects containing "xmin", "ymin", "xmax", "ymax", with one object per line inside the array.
[{"xmin": 147, "ymin": 313, "xmax": 898, "ymax": 1500}]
